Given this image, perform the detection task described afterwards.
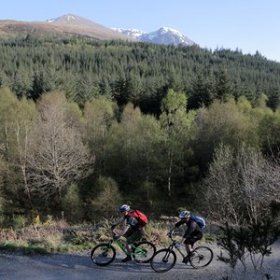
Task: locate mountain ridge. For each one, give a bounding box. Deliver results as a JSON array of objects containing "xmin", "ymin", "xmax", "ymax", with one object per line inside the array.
[
  {"xmin": 113, "ymin": 26, "xmax": 195, "ymax": 46},
  {"xmin": 0, "ymin": 14, "xmax": 194, "ymax": 46},
  {"xmin": 0, "ymin": 14, "xmax": 131, "ymax": 41}
]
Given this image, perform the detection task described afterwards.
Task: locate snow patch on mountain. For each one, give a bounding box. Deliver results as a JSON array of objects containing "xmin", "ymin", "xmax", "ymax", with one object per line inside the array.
[
  {"xmin": 111, "ymin": 28, "xmax": 144, "ymax": 39},
  {"xmin": 112, "ymin": 26, "xmax": 195, "ymax": 46},
  {"xmin": 47, "ymin": 14, "xmax": 78, "ymax": 23}
]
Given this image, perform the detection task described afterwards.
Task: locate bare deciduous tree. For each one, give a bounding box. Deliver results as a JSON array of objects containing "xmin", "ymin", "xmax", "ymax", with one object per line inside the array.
[
  {"xmin": 205, "ymin": 144, "xmax": 280, "ymax": 225},
  {"xmin": 13, "ymin": 99, "xmax": 37, "ymax": 206},
  {"xmin": 0, "ymin": 89, "xmax": 36, "ymax": 207},
  {"xmin": 236, "ymin": 148, "xmax": 280, "ymax": 223},
  {"xmin": 27, "ymin": 92, "xmax": 93, "ymax": 202},
  {"xmin": 204, "ymin": 144, "xmax": 241, "ymax": 224},
  {"xmin": 0, "ymin": 155, "xmax": 7, "ymax": 212}
]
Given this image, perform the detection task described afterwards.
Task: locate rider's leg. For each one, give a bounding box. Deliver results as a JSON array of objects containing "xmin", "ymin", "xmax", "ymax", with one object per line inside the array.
[
  {"xmin": 121, "ymin": 242, "xmax": 132, "ymax": 262},
  {"xmin": 182, "ymin": 239, "xmax": 191, "ymax": 263},
  {"xmin": 185, "ymin": 243, "xmax": 192, "ymax": 254},
  {"xmin": 183, "ymin": 235, "xmax": 193, "ymax": 254},
  {"xmin": 183, "ymin": 232, "xmax": 203, "ymax": 263},
  {"xmin": 121, "ymin": 228, "xmax": 142, "ymax": 262},
  {"xmin": 121, "ymin": 228, "xmax": 134, "ymax": 262},
  {"xmin": 182, "ymin": 237, "xmax": 196, "ymax": 263}
]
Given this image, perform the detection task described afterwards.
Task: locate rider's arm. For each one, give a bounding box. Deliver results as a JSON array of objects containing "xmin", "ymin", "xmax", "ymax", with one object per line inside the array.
[
  {"xmin": 111, "ymin": 217, "xmax": 125, "ymax": 229},
  {"xmin": 112, "ymin": 216, "xmax": 132, "ymax": 235},
  {"xmin": 175, "ymin": 219, "xmax": 185, "ymax": 228},
  {"xmin": 168, "ymin": 220, "xmax": 185, "ymax": 236},
  {"xmin": 120, "ymin": 218, "xmax": 129, "ymax": 235}
]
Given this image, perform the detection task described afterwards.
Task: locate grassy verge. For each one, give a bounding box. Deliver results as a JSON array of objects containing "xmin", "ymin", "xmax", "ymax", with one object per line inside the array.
[{"xmin": 0, "ymin": 218, "xmax": 217, "ymax": 255}]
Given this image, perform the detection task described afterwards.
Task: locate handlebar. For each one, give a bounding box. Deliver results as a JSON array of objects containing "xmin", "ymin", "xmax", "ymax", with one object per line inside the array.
[
  {"xmin": 111, "ymin": 227, "xmax": 124, "ymax": 240},
  {"xmin": 167, "ymin": 231, "xmax": 184, "ymax": 247},
  {"xmin": 167, "ymin": 231, "xmax": 177, "ymax": 242}
]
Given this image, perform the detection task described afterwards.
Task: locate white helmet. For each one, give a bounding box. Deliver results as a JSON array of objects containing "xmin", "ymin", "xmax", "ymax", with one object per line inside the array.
[
  {"xmin": 119, "ymin": 204, "xmax": 130, "ymax": 212},
  {"xmin": 179, "ymin": 210, "xmax": 191, "ymax": 219}
]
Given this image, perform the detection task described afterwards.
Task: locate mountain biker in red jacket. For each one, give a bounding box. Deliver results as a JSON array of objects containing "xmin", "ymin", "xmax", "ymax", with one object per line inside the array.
[{"xmin": 111, "ymin": 204, "xmax": 145, "ymax": 262}]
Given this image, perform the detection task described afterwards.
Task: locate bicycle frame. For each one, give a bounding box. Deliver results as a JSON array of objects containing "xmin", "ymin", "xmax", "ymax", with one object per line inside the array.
[
  {"xmin": 167, "ymin": 237, "xmax": 187, "ymax": 259},
  {"xmin": 108, "ymin": 237, "xmax": 148, "ymax": 258},
  {"xmin": 107, "ymin": 238, "xmax": 128, "ymax": 254},
  {"xmin": 150, "ymin": 236, "xmax": 213, "ymax": 272},
  {"xmin": 166, "ymin": 235, "xmax": 214, "ymax": 267}
]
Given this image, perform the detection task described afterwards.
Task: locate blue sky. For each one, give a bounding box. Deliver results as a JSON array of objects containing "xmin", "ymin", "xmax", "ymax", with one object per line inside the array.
[{"xmin": 1, "ymin": 0, "xmax": 280, "ymax": 62}]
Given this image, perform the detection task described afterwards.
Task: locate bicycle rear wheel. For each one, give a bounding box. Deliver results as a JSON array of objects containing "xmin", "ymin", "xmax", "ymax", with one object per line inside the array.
[
  {"xmin": 90, "ymin": 243, "xmax": 116, "ymax": 266},
  {"xmin": 150, "ymin": 249, "xmax": 177, "ymax": 273},
  {"xmin": 132, "ymin": 241, "xmax": 156, "ymax": 263},
  {"xmin": 190, "ymin": 246, "xmax": 213, "ymax": 268}
]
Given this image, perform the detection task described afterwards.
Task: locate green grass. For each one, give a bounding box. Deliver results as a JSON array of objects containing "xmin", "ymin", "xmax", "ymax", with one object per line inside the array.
[{"xmin": 0, "ymin": 241, "xmax": 49, "ymax": 254}]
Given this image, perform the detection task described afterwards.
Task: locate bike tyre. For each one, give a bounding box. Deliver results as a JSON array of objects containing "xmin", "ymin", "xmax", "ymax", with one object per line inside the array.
[
  {"xmin": 150, "ymin": 248, "xmax": 177, "ymax": 273},
  {"xmin": 190, "ymin": 246, "xmax": 213, "ymax": 268},
  {"xmin": 90, "ymin": 243, "xmax": 116, "ymax": 266},
  {"xmin": 133, "ymin": 241, "xmax": 156, "ymax": 263}
]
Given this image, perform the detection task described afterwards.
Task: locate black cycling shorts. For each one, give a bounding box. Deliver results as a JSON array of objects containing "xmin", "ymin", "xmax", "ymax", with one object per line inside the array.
[
  {"xmin": 123, "ymin": 227, "xmax": 143, "ymax": 244},
  {"xmin": 184, "ymin": 231, "xmax": 203, "ymax": 246}
]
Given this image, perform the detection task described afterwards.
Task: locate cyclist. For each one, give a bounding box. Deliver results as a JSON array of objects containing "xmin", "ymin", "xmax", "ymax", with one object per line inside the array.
[
  {"xmin": 111, "ymin": 204, "xmax": 146, "ymax": 262},
  {"xmin": 168, "ymin": 210, "xmax": 203, "ymax": 263}
]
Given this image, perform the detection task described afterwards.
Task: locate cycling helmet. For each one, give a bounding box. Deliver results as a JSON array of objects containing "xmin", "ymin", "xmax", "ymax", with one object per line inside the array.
[
  {"xmin": 179, "ymin": 210, "xmax": 191, "ymax": 219},
  {"xmin": 119, "ymin": 204, "xmax": 130, "ymax": 212}
]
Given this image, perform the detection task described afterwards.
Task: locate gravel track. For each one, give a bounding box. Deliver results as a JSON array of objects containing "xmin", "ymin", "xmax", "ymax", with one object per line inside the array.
[{"xmin": 0, "ymin": 241, "xmax": 279, "ymax": 280}]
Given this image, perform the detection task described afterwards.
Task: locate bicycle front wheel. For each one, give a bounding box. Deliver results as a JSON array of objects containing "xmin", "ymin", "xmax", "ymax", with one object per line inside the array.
[
  {"xmin": 90, "ymin": 243, "xmax": 116, "ymax": 266},
  {"xmin": 190, "ymin": 246, "xmax": 213, "ymax": 268},
  {"xmin": 150, "ymin": 249, "xmax": 177, "ymax": 273},
  {"xmin": 132, "ymin": 241, "xmax": 156, "ymax": 263}
]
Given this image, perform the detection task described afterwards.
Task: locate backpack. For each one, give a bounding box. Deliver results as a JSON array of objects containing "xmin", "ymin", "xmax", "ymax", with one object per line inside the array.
[
  {"xmin": 129, "ymin": 210, "xmax": 148, "ymax": 227},
  {"xmin": 191, "ymin": 214, "xmax": 206, "ymax": 230}
]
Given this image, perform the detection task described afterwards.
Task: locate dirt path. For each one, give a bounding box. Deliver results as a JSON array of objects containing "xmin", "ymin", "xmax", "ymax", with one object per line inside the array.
[{"xmin": 0, "ymin": 242, "xmax": 279, "ymax": 280}]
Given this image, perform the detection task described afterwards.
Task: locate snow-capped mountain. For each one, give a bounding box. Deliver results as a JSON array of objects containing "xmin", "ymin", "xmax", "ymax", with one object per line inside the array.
[
  {"xmin": 111, "ymin": 28, "xmax": 144, "ymax": 39},
  {"xmin": 0, "ymin": 13, "xmax": 194, "ymax": 45},
  {"xmin": 113, "ymin": 26, "xmax": 195, "ymax": 46}
]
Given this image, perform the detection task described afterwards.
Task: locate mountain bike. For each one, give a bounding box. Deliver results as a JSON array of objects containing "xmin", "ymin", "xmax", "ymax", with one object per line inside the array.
[
  {"xmin": 150, "ymin": 233, "xmax": 213, "ymax": 273},
  {"xmin": 91, "ymin": 230, "xmax": 156, "ymax": 266}
]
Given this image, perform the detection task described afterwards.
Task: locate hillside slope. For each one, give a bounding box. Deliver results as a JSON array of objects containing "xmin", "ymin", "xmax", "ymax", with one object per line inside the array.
[{"xmin": 0, "ymin": 14, "xmax": 131, "ymax": 41}]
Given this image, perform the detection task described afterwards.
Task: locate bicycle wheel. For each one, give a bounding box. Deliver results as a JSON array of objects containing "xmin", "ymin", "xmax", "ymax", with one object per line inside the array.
[
  {"xmin": 90, "ymin": 243, "xmax": 116, "ymax": 266},
  {"xmin": 132, "ymin": 241, "xmax": 156, "ymax": 263},
  {"xmin": 150, "ymin": 249, "xmax": 177, "ymax": 273},
  {"xmin": 190, "ymin": 246, "xmax": 213, "ymax": 268}
]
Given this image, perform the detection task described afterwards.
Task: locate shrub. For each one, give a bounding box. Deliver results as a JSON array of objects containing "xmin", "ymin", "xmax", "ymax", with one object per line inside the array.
[
  {"xmin": 12, "ymin": 215, "xmax": 27, "ymax": 229},
  {"xmin": 90, "ymin": 177, "xmax": 122, "ymax": 219},
  {"xmin": 217, "ymin": 218, "xmax": 280, "ymax": 275},
  {"xmin": 61, "ymin": 184, "xmax": 83, "ymax": 223}
]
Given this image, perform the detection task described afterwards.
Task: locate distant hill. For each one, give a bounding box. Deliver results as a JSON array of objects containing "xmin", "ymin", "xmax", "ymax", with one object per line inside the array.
[{"xmin": 0, "ymin": 14, "xmax": 131, "ymax": 41}]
